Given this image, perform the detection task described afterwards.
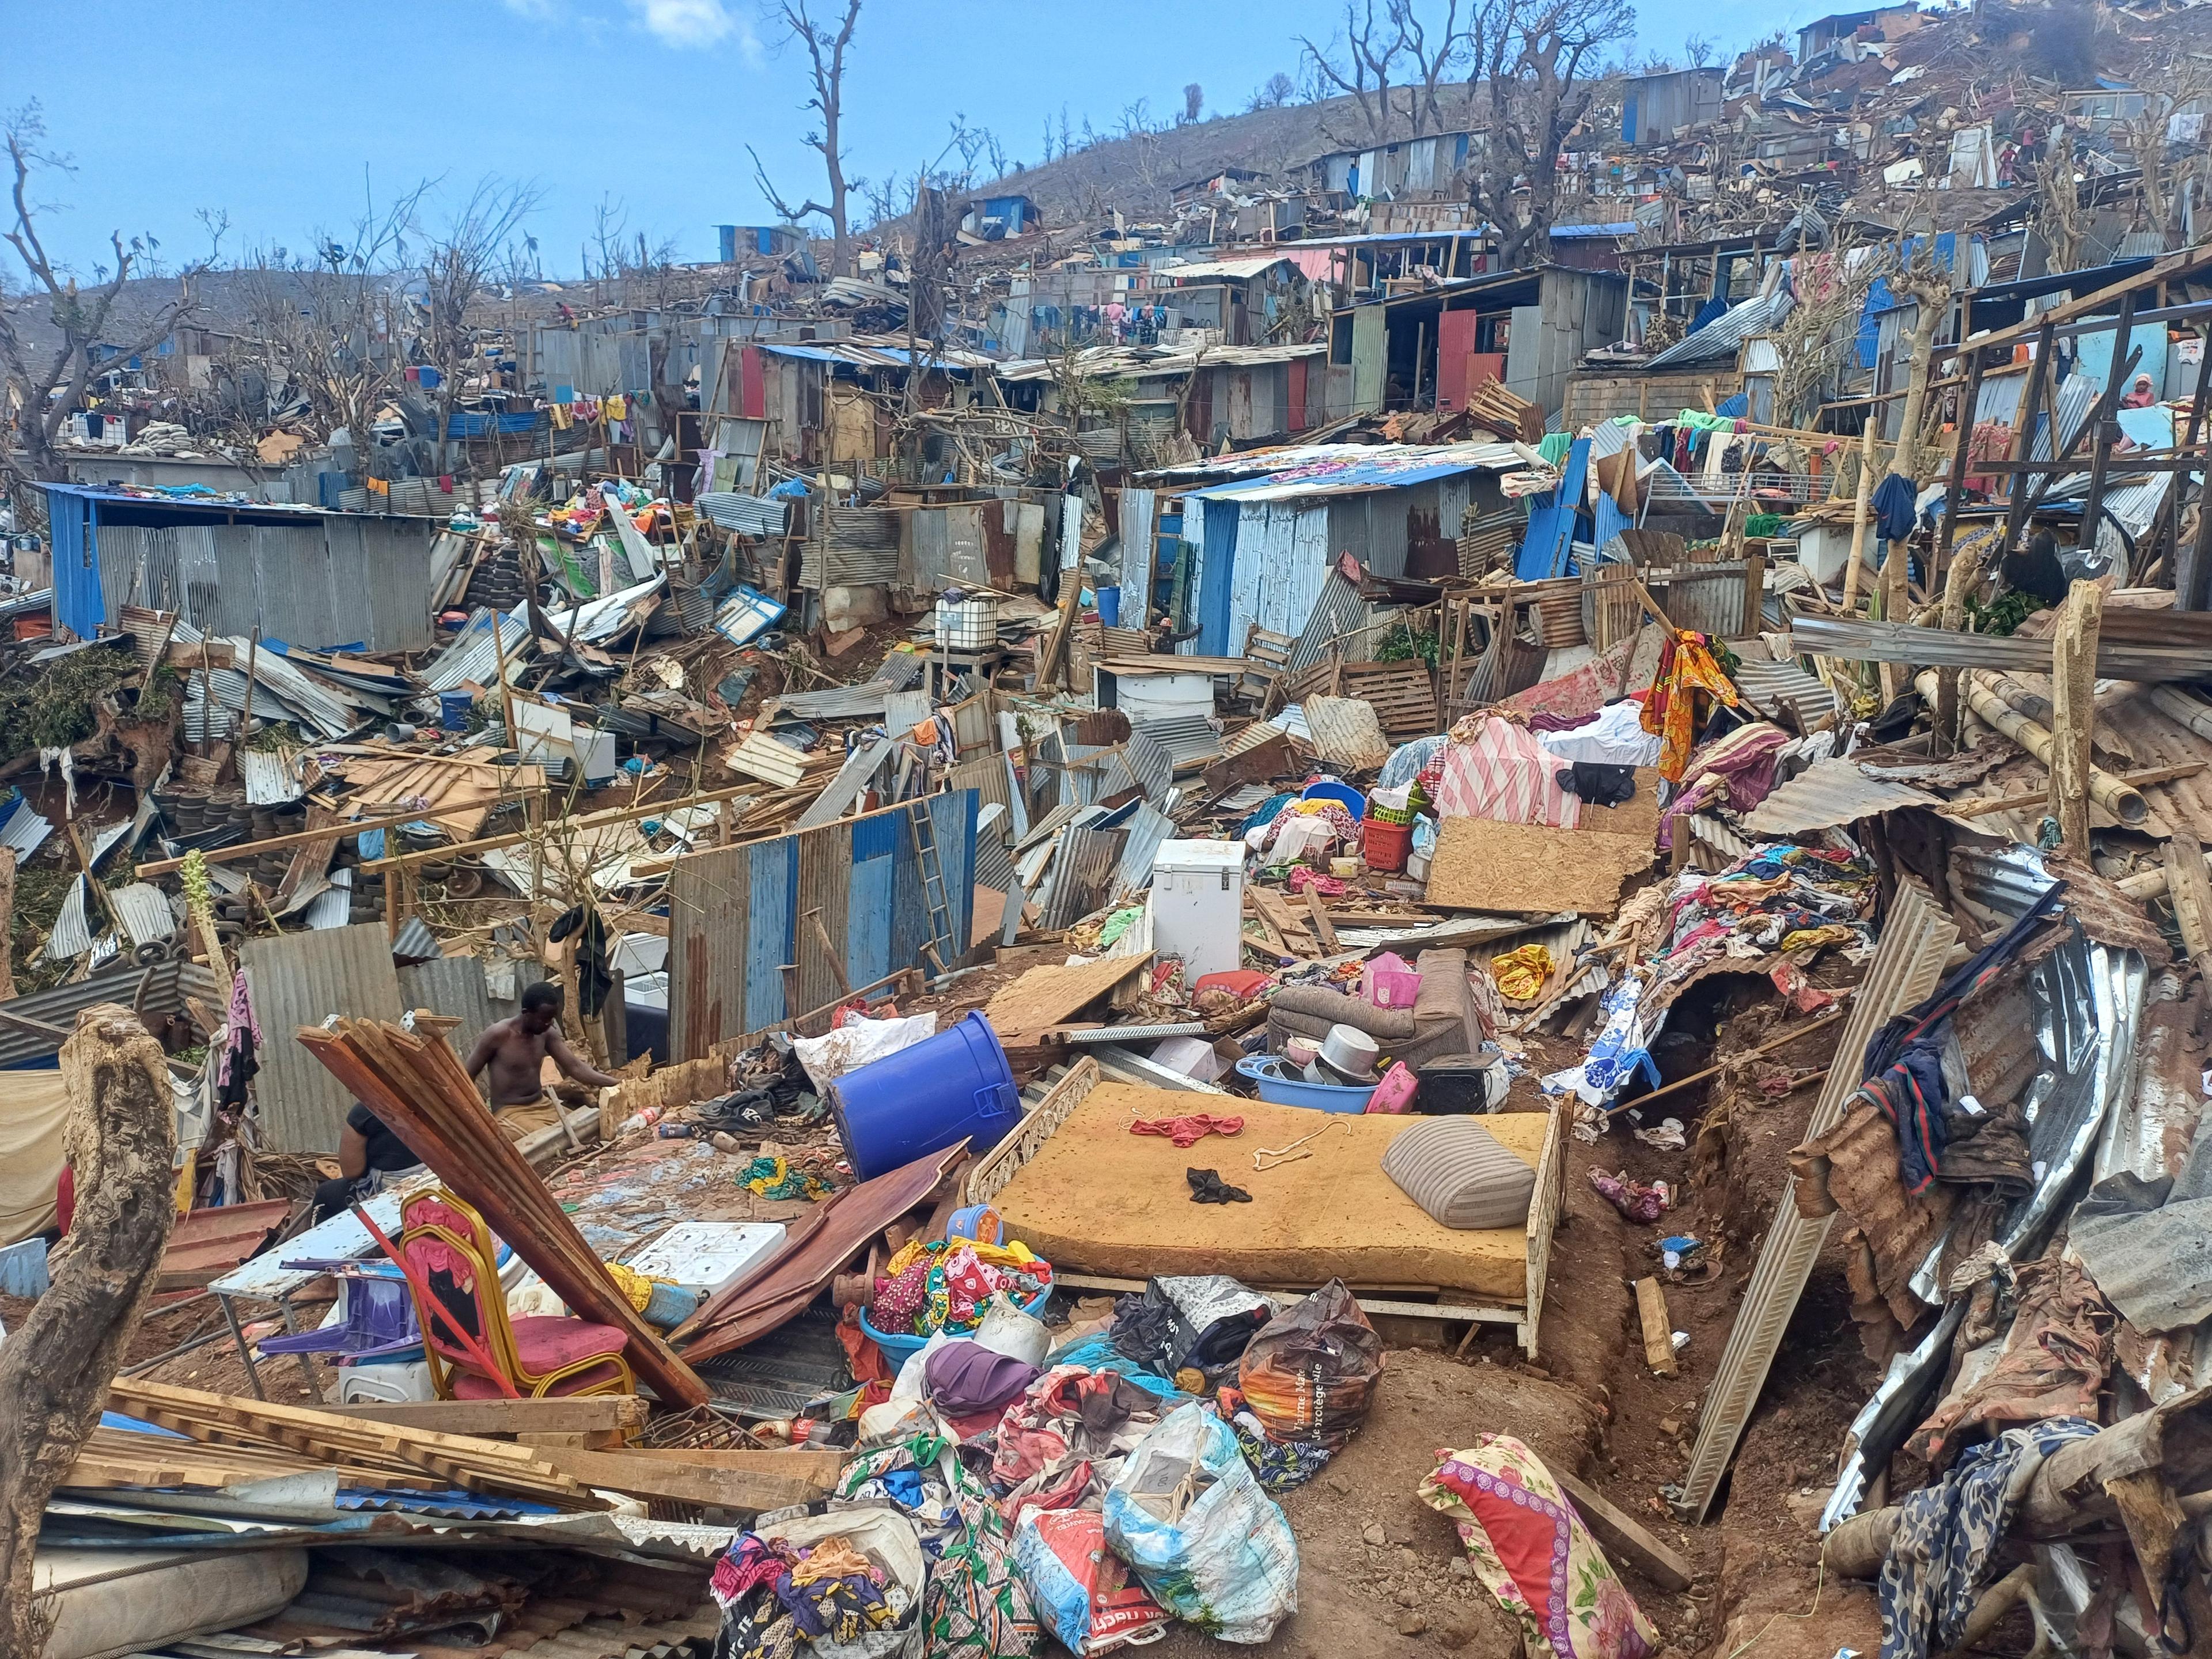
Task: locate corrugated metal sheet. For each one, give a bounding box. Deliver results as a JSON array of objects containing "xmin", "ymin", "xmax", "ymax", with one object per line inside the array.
[
  {"xmin": 668, "ymin": 792, "xmax": 976, "ymax": 1060},
  {"xmin": 40, "ymin": 876, "xmax": 94, "ymax": 961},
  {"xmin": 2094, "ymin": 472, "xmax": 2173, "ymax": 565},
  {"xmin": 694, "ymin": 492, "xmax": 789, "ymax": 537},
  {"xmin": 0, "ymin": 794, "xmax": 53, "ymax": 861},
  {"xmin": 1110, "ymin": 801, "xmax": 1176, "ymax": 900},
  {"xmin": 239, "ymin": 923, "xmax": 406, "ymax": 1152},
  {"xmin": 1188, "ymin": 442, "xmax": 1525, "ymax": 503},
  {"xmin": 105, "ymin": 882, "xmax": 177, "ymax": 948},
  {"xmin": 1301, "ymin": 696, "xmax": 1391, "ymax": 766},
  {"xmin": 0, "ymin": 959, "xmax": 218, "ymax": 1069},
  {"xmin": 1643, "ymin": 288, "xmax": 1795, "ymax": 369},
  {"xmin": 1728, "ymin": 652, "xmax": 1840, "ymax": 726},
  {"xmin": 94, "ymin": 515, "xmax": 431, "ymax": 652},
  {"xmin": 396, "ymin": 953, "xmax": 498, "ymax": 1059},
  {"xmin": 240, "ymin": 748, "xmax": 306, "ymax": 805},
  {"xmin": 1740, "ymin": 757, "xmax": 1941, "ymax": 834},
  {"xmin": 1118, "ymin": 488, "xmax": 1157, "ymax": 622},
  {"xmin": 1130, "ymin": 714, "xmax": 1220, "ymax": 766},
  {"xmin": 1824, "ymin": 846, "xmax": 2147, "ymax": 1527},
  {"xmin": 304, "ymin": 865, "xmax": 355, "ymax": 929},
  {"xmin": 1041, "ymin": 824, "xmax": 1126, "ymax": 929},
  {"xmin": 1288, "ymin": 568, "xmax": 1370, "ymax": 673},
  {"xmin": 945, "ymin": 751, "xmax": 1014, "ymax": 836},
  {"xmin": 803, "ymin": 507, "xmax": 902, "ymax": 589},
  {"xmin": 423, "ymin": 608, "xmax": 531, "ymax": 695}
]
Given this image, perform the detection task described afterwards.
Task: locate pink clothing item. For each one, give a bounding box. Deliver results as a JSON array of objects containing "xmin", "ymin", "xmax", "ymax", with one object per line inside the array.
[{"xmin": 1435, "ymin": 716, "xmax": 1581, "ymax": 828}]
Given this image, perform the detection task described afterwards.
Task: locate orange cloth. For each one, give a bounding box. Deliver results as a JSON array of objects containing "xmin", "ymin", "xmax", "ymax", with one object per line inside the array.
[{"xmin": 1640, "ymin": 630, "xmax": 1739, "ymax": 783}]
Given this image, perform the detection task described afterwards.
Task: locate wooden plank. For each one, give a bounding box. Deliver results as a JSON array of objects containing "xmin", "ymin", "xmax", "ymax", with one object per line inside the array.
[
  {"xmin": 1304, "ymin": 883, "xmax": 1339, "ymax": 952},
  {"xmin": 1635, "ymin": 1277, "xmax": 1677, "ymax": 1377},
  {"xmin": 532, "ymin": 1445, "xmax": 846, "ymax": 1512},
  {"xmin": 1552, "ymin": 1467, "xmax": 1694, "ymax": 1592},
  {"xmin": 2050, "ymin": 579, "xmax": 2104, "ymax": 854},
  {"xmin": 317, "ymin": 1396, "xmax": 651, "ymax": 1435}
]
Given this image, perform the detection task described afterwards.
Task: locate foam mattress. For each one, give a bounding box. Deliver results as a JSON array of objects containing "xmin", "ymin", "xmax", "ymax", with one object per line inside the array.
[{"xmin": 990, "ymin": 1081, "xmax": 1548, "ymax": 1302}]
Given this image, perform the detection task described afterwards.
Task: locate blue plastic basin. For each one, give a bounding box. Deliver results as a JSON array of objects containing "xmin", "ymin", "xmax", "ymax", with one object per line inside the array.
[
  {"xmin": 1236, "ymin": 1053, "xmax": 1378, "ymax": 1112},
  {"xmin": 859, "ymin": 1281, "xmax": 1054, "ymax": 1366}
]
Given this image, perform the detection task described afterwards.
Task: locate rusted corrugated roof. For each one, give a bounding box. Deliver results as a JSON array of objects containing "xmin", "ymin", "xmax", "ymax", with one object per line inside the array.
[{"xmin": 1740, "ymin": 757, "xmax": 1942, "ymax": 835}]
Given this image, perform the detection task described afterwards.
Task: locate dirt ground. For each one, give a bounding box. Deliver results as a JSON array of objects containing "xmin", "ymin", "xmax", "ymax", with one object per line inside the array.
[{"xmin": 1147, "ymin": 970, "xmax": 1883, "ymax": 1659}]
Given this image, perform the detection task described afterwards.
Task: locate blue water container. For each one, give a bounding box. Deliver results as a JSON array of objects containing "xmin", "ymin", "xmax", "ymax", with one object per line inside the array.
[
  {"xmin": 438, "ymin": 690, "xmax": 474, "ymax": 731},
  {"xmin": 1095, "ymin": 585, "xmax": 1122, "ymax": 627},
  {"xmin": 830, "ymin": 1012, "xmax": 1020, "ymax": 1180}
]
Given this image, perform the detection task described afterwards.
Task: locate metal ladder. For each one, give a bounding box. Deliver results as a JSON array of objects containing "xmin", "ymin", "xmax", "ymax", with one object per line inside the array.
[{"xmin": 906, "ymin": 803, "xmax": 957, "ymax": 975}]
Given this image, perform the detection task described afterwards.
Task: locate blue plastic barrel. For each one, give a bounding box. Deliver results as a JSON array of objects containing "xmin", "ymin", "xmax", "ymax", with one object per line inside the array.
[
  {"xmin": 1095, "ymin": 585, "xmax": 1122, "ymax": 627},
  {"xmin": 831, "ymin": 1012, "xmax": 1020, "ymax": 1180},
  {"xmin": 438, "ymin": 690, "xmax": 474, "ymax": 731}
]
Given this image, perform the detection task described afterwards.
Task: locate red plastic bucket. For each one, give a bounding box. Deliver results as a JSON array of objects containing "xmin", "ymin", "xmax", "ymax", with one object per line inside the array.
[{"xmin": 1362, "ymin": 816, "xmax": 1411, "ymax": 872}]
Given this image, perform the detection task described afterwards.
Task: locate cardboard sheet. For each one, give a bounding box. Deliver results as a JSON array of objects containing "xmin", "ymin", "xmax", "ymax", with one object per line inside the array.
[
  {"xmin": 1425, "ymin": 816, "xmax": 1653, "ymax": 915},
  {"xmin": 991, "ymin": 1081, "xmax": 1548, "ymax": 1302}
]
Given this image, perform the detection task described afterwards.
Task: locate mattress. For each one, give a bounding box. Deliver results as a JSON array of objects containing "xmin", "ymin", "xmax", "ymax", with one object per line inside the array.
[{"xmin": 990, "ymin": 1081, "xmax": 1548, "ymax": 1303}]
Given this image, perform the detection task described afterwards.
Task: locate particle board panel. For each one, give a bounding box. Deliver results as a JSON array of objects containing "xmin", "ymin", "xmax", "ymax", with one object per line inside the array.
[
  {"xmin": 1425, "ymin": 816, "xmax": 1654, "ymax": 915},
  {"xmin": 1573, "ymin": 766, "xmax": 1666, "ymax": 842},
  {"xmin": 983, "ymin": 952, "xmax": 1151, "ymax": 1039},
  {"xmin": 990, "ymin": 1081, "xmax": 1548, "ymax": 1302}
]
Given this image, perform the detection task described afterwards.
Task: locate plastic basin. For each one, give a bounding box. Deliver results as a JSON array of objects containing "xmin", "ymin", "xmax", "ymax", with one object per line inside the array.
[
  {"xmin": 1236, "ymin": 1054, "xmax": 1379, "ymax": 1112},
  {"xmin": 830, "ymin": 1010, "xmax": 1020, "ymax": 1180},
  {"xmin": 860, "ymin": 1281, "xmax": 1053, "ymax": 1366}
]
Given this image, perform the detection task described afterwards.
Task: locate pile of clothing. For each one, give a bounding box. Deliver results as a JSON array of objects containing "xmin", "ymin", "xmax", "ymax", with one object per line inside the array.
[{"xmin": 870, "ymin": 1238, "xmax": 1056, "ymax": 1341}]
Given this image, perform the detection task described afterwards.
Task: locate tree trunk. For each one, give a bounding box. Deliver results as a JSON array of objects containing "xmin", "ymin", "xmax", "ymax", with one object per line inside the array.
[
  {"xmin": 0, "ymin": 849, "xmax": 15, "ymax": 1001},
  {"xmin": 0, "ymin": 1005, "xmax": 177, "ymax": 1658}
]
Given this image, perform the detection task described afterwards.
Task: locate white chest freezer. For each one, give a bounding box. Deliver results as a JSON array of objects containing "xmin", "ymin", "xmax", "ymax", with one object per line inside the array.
[{"xmin": 1149, "ymin": 838, "xmax": 1248, "ymax": 981}]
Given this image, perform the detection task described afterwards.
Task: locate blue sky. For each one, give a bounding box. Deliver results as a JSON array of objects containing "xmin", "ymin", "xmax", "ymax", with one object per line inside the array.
[{"xmin": 9, "ymin": 0, "xmax": 1793, "ymax": 279}]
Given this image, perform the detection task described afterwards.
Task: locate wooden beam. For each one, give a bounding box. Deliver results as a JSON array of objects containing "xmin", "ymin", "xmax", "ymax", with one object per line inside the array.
[
  {"xmin": 1552, "ymin": 1467, "xmax": 1694, "ymax": 1592},
  {"xmin": 135, "ymin": 809, "xmax": 431, "ymax": 880},
  {"xmin": 1635, "ymin": 1277, "xmax": 1677, "ymax": 1377},
  {"xmin": 2050, "ymin": 579, "xmax": 2105, "ymax": 855},
  {"xmin": 1304, "ymin": 883, "xmax": 1339, "ymax": 952},
  {"xmin": 529, "ymin": 1445, "xmax": 847, "ymax": 1512},
  {"xmin": 316, "ymin": 1396, "xmax": 651, "ymax": 1436}
]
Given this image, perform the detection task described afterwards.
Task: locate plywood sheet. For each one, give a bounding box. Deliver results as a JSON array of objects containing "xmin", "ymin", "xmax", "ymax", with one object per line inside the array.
[
  {"xmin": 991, "ymin": 1081, "xmax": 1546, "ymax": 1302},
  {"xmin": 1574, "ymin": 766, "xmax": 1665, "ymax": 842},
  {"xmin": 1426, "ymin": 816, "xmax": 1652, "ymax": 915},
  {"xmin": 983, "ymin": 952, "xmax": 1150, "ymax": 1037}
]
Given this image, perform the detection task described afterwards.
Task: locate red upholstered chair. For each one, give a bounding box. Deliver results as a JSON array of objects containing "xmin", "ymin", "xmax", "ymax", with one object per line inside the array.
[{"xmin": 396, "ymin": 1188, "xmax": 635, "ymax": 1401}]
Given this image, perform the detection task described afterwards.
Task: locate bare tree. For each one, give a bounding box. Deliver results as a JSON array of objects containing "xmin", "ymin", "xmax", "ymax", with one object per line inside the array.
[
  {"xmin": 0, "ymin": 105, "xmax": 225, "ymax": 494},
  {"xmin": 1247, "ymin": 71, "xmax": 1300, "ymax": 111},
  {"xmin": 1182, "ymin": 84, "xmax": 1205, "ymax": 124},
  {"xmin": 1681, "ymin": 33, "xmax": 1715, "ymax": 67},
  {"xmin": 416, "ymin": 176, "xmax": 540, "ymax": 472},
  {"xmin": 1393, "ymin": 0, "xmax": 1468, "ymax": 137},
  {"xmin": 1301, "ymin": 1, "xmax": 1411, "ymax": 146},
  {"xmin": 1467, "ymin": 0, "xmax": 1635, "ymax": 268},
  {"xmin": 750, "ymin": 0, "xmax": 863, "ymax": 279},
  {"xmin": 228, "ymin": 176, "xmax": 427, "ymax": 463}
]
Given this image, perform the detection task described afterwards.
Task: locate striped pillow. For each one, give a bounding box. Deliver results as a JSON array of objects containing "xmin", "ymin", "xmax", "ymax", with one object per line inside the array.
[{"xmin": 1382, "ymin": 1117, "xmax": 1536, "ymax": 1230}]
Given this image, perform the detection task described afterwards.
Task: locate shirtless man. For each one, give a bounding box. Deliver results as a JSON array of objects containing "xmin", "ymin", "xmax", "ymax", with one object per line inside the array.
[{"xmin": 463, "ymin": 981, "xmax": 619, "ymax": 1142}]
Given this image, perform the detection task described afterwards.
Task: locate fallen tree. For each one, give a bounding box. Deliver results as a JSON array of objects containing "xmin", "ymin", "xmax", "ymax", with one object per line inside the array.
[{"xmin": 0, "ymin": 1004, "xmax": 178, "ymax": 1659}]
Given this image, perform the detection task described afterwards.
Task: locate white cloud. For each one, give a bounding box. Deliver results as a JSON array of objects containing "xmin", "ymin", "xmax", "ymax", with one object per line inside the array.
[{"xmin": 626, "ymin": 0, "xmax": 745, "ymax": 47}]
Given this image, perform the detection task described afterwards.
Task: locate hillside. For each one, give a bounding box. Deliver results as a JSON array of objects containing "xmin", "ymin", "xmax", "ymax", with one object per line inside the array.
[{"xmin": 967, "ymin": 86, "xmax": 1490, "ymax": 225}]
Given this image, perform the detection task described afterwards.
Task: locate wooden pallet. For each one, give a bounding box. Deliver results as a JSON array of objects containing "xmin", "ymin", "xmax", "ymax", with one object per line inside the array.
[{"xmin": 1336, "ymin": 659, "xmax": 1440, "ymax": 743}]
